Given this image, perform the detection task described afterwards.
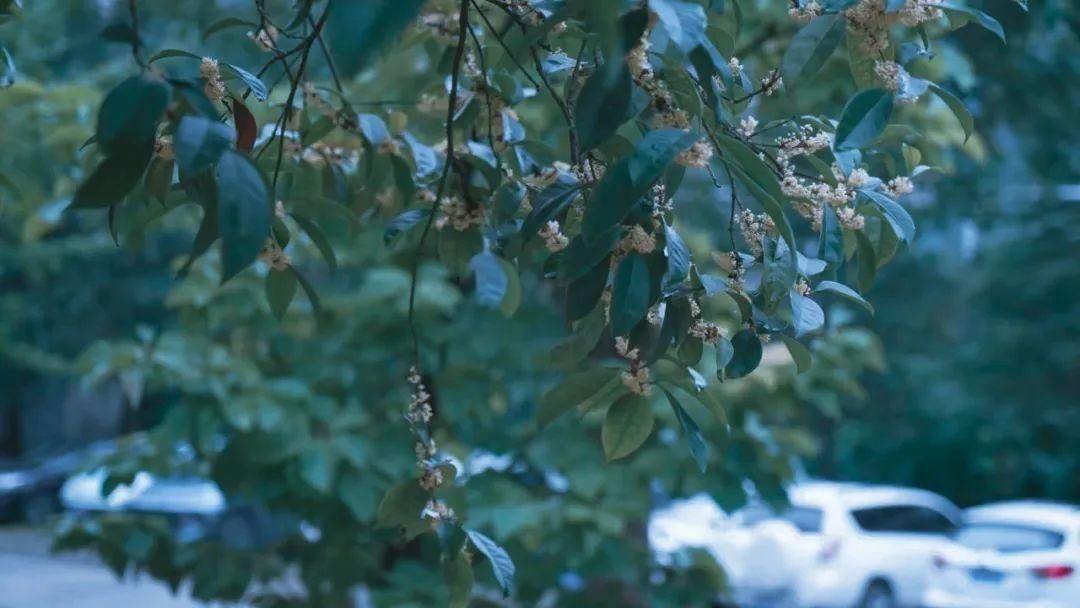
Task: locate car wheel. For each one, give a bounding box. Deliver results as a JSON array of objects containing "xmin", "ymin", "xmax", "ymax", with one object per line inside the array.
[{"xmin": 857, "ymin": 580, "xmax": 896, "ymax": 608}]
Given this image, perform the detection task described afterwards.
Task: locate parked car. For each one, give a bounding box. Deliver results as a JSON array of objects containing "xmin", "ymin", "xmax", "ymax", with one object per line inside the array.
[
  {"xmin": 923, "ymin": 500, "xmax": 1079, "ymax": 608},
  {"xmin": 0, "ymin": 441, "xmax": 114, "ymax": 523},
  {"xmin": 650, "ymin": 481, "xmax": 962, "ymax": 608}
]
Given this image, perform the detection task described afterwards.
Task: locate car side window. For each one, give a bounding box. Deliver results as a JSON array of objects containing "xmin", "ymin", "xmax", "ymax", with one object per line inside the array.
[{"xmin": 852, "ymin": 505, "xmax": 956, "ymax": 534}]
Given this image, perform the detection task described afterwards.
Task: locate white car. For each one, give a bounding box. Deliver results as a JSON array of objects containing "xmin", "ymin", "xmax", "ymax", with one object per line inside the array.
[
  {"xmin": 923, "ymin": 500, "xmax": 1079, "ymax": 608},
  {"xmin": 651, "ymin": 481, "xmax": 962, "ymax": 607}
]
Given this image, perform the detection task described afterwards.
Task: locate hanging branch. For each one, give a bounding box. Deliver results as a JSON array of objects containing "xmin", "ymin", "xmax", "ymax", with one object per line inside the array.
[
  {"xmin": 407, "ymin": 0, "xmax": 472, "ymax": 364},
  {"xmin": 127, "ymin": 0, "xmax": 146, "ymax": 68}
]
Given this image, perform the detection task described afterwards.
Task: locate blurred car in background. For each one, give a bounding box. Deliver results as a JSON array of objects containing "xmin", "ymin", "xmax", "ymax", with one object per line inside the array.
[
  {"xmin": 0, "ymin": 442, "xmax": 114, "ymax": 524},
  {"xmin": 650, "ymin": 481, "xmax": 962, "ymax": 607},
  {"xmin": 923, "ymin": 500, "xmax": 1079, "ymax": 608}
]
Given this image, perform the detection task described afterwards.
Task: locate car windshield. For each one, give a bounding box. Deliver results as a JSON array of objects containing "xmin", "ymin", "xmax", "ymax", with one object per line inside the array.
[{"xmin": 954, "ymin": 523, "xmax": 1065, "ymax": 552}]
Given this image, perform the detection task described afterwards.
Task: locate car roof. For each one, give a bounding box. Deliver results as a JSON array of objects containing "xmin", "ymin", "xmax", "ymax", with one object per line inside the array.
[
  {"xmin": 964, "ymin": 500, "xmax": 1080, "ymax": 530},
  {"xmin": 789, "ymin": 481, "xmax": 960, "ymax": 515}
]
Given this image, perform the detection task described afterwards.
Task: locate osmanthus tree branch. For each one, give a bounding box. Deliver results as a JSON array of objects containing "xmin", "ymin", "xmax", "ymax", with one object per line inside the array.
[
  {"xmin": 127, "ymin": 0, "xmax": 146, "ymax": 68},
  {"xmin": 407, "ymin": 0, "xmax": 472, "ymax": 364}
]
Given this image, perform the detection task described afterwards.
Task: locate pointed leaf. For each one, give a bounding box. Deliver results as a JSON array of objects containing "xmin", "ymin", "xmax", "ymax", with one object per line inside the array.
[
  {"xmin": 176, "ymin": 116, "xmax": 235, "ymax": 173},
  {"xmin": 611, "ymin": 252, "xmax": 653, "ymax": 335},
  {"xmin": 215, "ymin": 150, "xmax": 271, "ymax": 281},
  {"xmin": 266, "ymin": 268, "xmax": 297, "ymax": 321},
  {"xmin": 782, "ymin": 14, "xmax": 846, "ymax": 84},
  {"xmin": 602, "ymin": 393, "xmax": 655, "ymax": 460},
  {"xmin": 724, "ymin": 329, "xmax": 762, "ymax": 379},
  {"xmin": 95, "ymin": 74, "xmax": 171, "ymax": 156},
  {"xmin": 814, "ymin": 280, "xmax": 874, "ymax": 314},
  {"xmin": 834, "ymin": 88, "xmax": 894, "ymax": 151}
]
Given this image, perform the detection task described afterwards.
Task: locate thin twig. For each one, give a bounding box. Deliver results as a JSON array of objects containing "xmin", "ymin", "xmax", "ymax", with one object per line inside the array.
[{"xmin": 127, "ymin": 0, "xmax": 146, "ymax": 68}]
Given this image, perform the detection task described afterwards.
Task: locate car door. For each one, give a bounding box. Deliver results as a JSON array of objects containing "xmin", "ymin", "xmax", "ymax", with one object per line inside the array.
[{"xmin": 850, "ymin": 504, "xmax": 957, "ymax": 605}]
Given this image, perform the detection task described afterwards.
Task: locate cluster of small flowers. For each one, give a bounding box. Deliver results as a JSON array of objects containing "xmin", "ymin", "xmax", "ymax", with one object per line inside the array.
[
  {"xmin": 676, "ymin": 140, "xmax": 714, "ymax": 168},
  {"xmin": 836, "ymin": 207, "xmax": 866, "ymax": 230},
  {"xmin": 845, "ymin": 0, "xmax": 943, "ymax": 55},
  {"xmin": 728, "ymin": 57, "xmax": 744, "ymax": 79},
  {"xmin": 650, "ymin": 183, "xmax": 674, "ymax": 218},
  {"xmin": 689, "ymin": 319, "xmax": 725, "ymax": 344},
  {"xmin": 259, "ymin": 238, "xmax": 291, "ymax": 271},
  {"xmin": 776, "ymin": 124, "xmax": 833, "ymax": 163},
  {"xmin": 248, "ymin": 25, "xmax": 278, "ymax": 52},
  {"xmin": 883, "ymin": 175, "xmax": 914, "ymax": 197},
  {"xmin": 646, "ymin": 306, "xmax": 662, "ymax": 326},
  {"xmin": 618, "ymin": 225, "xmax": 657, "ymax": 255},
  {"xmin": 615, "ymin": 337, "xmax": 652, "ymax": 396},
  {"xmin": 154, "ymin": 135, "xmax": 174, "ymax": 161},
  {"xmin": 524, "ymin": 162, "xmax": 570, "ymax": 188},
  {"xmin": 874, "ymin": 60, "xmax": 902, "ymax": 92},
  {"xmin": 423, "ymin": 499, "xmax": 455, "ymax": 523},
  {"xmin": 789, "ymin": 0, "xmax": 822, "ymax": 22},
  {"xmin": 728, "ymin": 262, "xmax": 746, "ymax": 292},
  {"xmin": 738, "ymin": 210, "xmax": 776, "ymax": 258},
  {"xmin": 739, "ymin": 115, "xmax": 759, "ymax": 139},
  {"xmin": 794, "ymin": 279, "xmax": 811, "ymax": 296},
  {"xmin": 200, "ymin": 57, "xmax": 227, "ymax": 102},
  {"xmin": 538, "ymin": 220, "xmax": 569, "ymax": 253},
  {"xmin": 419, "ymin": 465, "xmax": 443, "ymax": 492},
  {"xmin": 435, "ymin": 197, "xmax": 484, "ymax": 231},
  {"xmin": 406, "ymin": 366, "xmax": 434, "ymax": 425},
  {"xmin": 300, "ymin": 142, "xmax": 361, "ymax": 170}
]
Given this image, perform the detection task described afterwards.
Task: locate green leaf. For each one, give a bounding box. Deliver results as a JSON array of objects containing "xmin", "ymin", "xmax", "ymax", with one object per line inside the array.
[
  {"xmin": 711, "ymin": 133, "xmax": 796, "ymax": 250},
  {"xmin": 70, "ymin": 144, "xmax": 153, "ymax": 209},
  {"xmin": 338, "ymin": 472, "xmax": 377, "ymax": 521},
  {"xmin": 290, "ymin": 213, "xmax": 338, "ymax": 273},
  {"xmin": 860, "ymin": 189, "xmax": 915, "ymax": 242},
  {"xmin": 465, "ymin": 529, "xmax": 515, "ymax": 597},
  {"xmin": 566, "ymin": 254, "xmax": 610, "ymax": 322},
  {"xmin": 663, "ymin": 224, "xmax": 690, "ymax": 288},
  {"xmin": 938, "ymin": 2, "xmax": 1006, "ymax": 42},
  {"xmin": 790, "ymin": 290, "xmax": 825, "ymax": 337},
  {"xmin": 575, "ymin": 61, "xmax": 634, "ymax": 152},
  {"xmin": 661, "ymin": 388, "xmax": 709, "ymax": 472},
  {"xmin": 538, "ymin": 367, "xmax": 621, "ymax": 427},
  {"xmin": 147, "ymin": 48, "xmax": 201, "ymax": 64},
  {"xmin": 299, "ymin": 446, "xmax": 337, "ymax": 494},
  {"xmin": 818, "ymin": 205, "xmax": 844, "ymax": 263},
  {"xmin": 291, "ymin": 267, "xmax": 322, "ymax": 317},
  {"xmin": 358, "ymin": 113, "xmax": 389, "ymax": 145},
  {"xmin": 762, "ymin": 238, "xmax": 797, "ymax": 313},
  {"xmin": 780, "ymin": 334, "xmax": 813, "ymax": 373},
  {"xmin": 724, "ymin": 329, "xmax": 762, "ymax": 379},
  {"xmin": 202, "ymin": 16, "xmax": 257, "ymax": 42},
  {"xmin": 470, "ymin": 251, "xmax": 508, "ymax": 308},
  {"xmin": 714, "ymin": 337, "xmax": 735, "ymax": 374},
  {"xmin": 265, "ymin": 268, "xmax": 297, "ymax": 321},
  {"xmin": 521, "ymin": 174, "xmax": 581, "ymax": 238},
  {"xmin": 928, "ymin": 82, "xmax": 974, "ymax": 143},
  {"xmin": 602, "ymin": 393, "xmax": 655, "ymax": 460},
  {"xmin": 0, "ymin": 46, "xmax": 16, "ymax": 88},
  {"xmin": 650, "ymin": 0, "xmax": 707, "ymax": 53},
  {"xmin": 442, "ymin": 551, "xmax": 475, "ymax": 608},
  {"xmin": 834, "ymin": 89, "xmax": 894, "ymax": 151},
  {"xmin": 327, "ymin": 0, "xmax": 427, "ymax": 77},
  {"xmin": 782, "ymin": 14, "xmax": 845, "ymax": 84},
  {"xmin": 855, "ymin": 230, "xmax": 877, "ymax": 293},
  {"xmin": 384, "ymin": 209, "xmax": 430, "ymax": 244},
  {"xmin": 95, "ymin": 74, "xmax": 171, "ymax": 156},
  {"xmin": 611, "ymin": 252, "xmax": 653, "ymax": 335},
  {"xmin": 222, "ymin": 62, "xmax": 268, "ymax": 101},
  {"xmin": 175, "ymin": 116, "xmax": 235, "ymax": 174},
  {"xmin": 627, "ymin": 129, "xmax": 699, "ymax": 187},
  {"xmin": 375, "ymin": 480, "xmax": 430, "ymax": 534},
  {"xmin": 814, "ymin": 280, "xmax": 874, "ymax": 314},
  {"xmin": 215, "ymin": 150, "xmax": 271, "ymax": 282}
]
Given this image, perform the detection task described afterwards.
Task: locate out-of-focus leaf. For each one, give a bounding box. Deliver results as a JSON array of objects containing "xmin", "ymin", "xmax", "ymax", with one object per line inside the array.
[
  {"xmin": 782, "ymin": 14, "xmax": 845, "ymax": 84},
  {"xmin": 326, "ymin": 0, "xmax": 426, "ymax": 77},
  {"xmin": 780, "ymin": 334, "xmax": 813, "ymax": 373},
  {"xmin": 70, "ymin": 144, "xmax": 153, "ymax": 209},
  {"xmin": 266, "ymin": 268, "xmax": 297, "ymax": 321},
  {"xmin": 469, "ymin": 251, "xmax": 508, "ymax": 308},
  {"xmin": 611, "ymin": 253, "xmax": 653, "ymax": 335}
]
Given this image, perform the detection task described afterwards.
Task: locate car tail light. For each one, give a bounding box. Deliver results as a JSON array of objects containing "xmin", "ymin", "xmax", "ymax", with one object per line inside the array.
[
  {"xmin": 1032, "ymin": 565, "xmax": 1074, "ymax": 579},
  {"xmin": 817, "ymin": 538, "xmax": 842, "ymax": 563},
  {"xmin": 932, "ymin": 554, "xmax": 948, "ymax": 570}
]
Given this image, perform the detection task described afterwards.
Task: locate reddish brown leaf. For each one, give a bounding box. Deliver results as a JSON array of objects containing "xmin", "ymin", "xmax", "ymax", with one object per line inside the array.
[{"xmin": 232, "ymin": 98, "xmax": 257, "ymax": 152}]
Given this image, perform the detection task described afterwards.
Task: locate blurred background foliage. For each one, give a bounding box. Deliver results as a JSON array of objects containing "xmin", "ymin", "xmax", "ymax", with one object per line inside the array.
[{"xmin": 0, "ymin": 0, "xmax": 1076, "ymax": 606}]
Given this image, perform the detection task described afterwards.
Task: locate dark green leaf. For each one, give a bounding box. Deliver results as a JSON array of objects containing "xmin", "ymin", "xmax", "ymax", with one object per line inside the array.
[
  {"xmin": 538, "ymin": 367, "xmax": 622, "ymax": 427},
  {"xmin": 814, "ymin": 280, "xmax": 874, "ymax": 314},
  {"xmin": 611, "ymin": 253, "xmax": 653, "ymax": 335},
  {"xmin": 861, "ymin": 189, "xmax": 915, "ymax": 242},
  {"xmin": 780, "ymin": 334, "xmax": 813, "ymax": 373},
  {"xmin": 521, "ymin": 174, "xmax": 580, "ymax": 238},
  {"xmin": 662, "ymin": 388, "xmax": 709, "ymax": 472},
  {"xmin": 202, "ymin": 17, "xmax": 257, "ymax": 41},
  {"xmin": 290, "ymin": 213, "xmax": 337, "ymax": 273},
  {"xmin": 266, "ymin": 268, "xmax": 297, "ymax": 321},
  {"xmin": 470, "ymin": 251, "xmax": 508, "ymax": 308},
  {"xmin": 70, "ymin": 143, "xmax": 153, "ymax": 209},
  {"xmin": 465, "ymin": 529, "xmax": 515, "ymax": 597},
  {"xmin": 834, "ymin": 89, "xmax": 894, "ymax": 151},
  {"xmin": 442, "ymin": 551, "xmax": 474, "ymax": 608},
  {"xmin": 566, "ymin": 255, "xmax": 610, "ymax": 322},
  {"xmin": 147, "ymin": 48, "xmax": 201, "ymax": 64},
  {"xmin": 790, "ymin": 290, "xmax": 825, "ymax": 337},
  {"xmin": 663, "ymin": 224, "xmax": 690, "ymax": 288},
  {"xmin": 712, "ymin": 133, "xmax": 796, "ymax": 250},
  {"xmin": 95, "ymin": 74, "xmax": 171, "ymax": 156},
  {"xmin": 651, "ymin": 0, "xmax": 707, "ymax": 53},
  {"xmin": 175, "ymin": 116, "xmax": 235, "ymax": 173},
  {"xmin": 602, "ymin": 393, "xmax": 655, "ymax": 460},
  {"xmin": 938, "ymin": 3, "xmax": 1005, "ymax": 42},
  {"xmin": 855, "ymin": 230, "xmax": 877, "ymax": 292},
  {"xmin": 927, "ymin": 82, "xmax": 974, "ymax": 143},
  {"xmin": 627, "ymin": 129, "xmax": 699, "ymax": 187},
  {"xmin": 375, "ymin": 480, "xmax": 429, "ymax": 531},
  {"xmin": 575, "ymin": 62, "xmax": 634, "ymax": 152},
  {"xmin": 384, "ymin": 209, "xmax": 430, "ymax": 244},
  {"xmin": 782, "ymin": 14, "xmax": 845, "ymax": 84},
  {"xmin": 724, "ymin": 329, "xmax": 762, "ymax": 379},
  {"xmin": 819, "ymin": 205, "xmax": 844, "ymax": 263},
  {"xmin": 327, "ymin": 0, "xmax": 427, "ymax": 77},
  {"xmin": 291, "ymin": 266, "xmax": 322, "ymax": 316},
  {"xmin": 215, "ymin": 150, "xmax": 271, "ymax": 282}
]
